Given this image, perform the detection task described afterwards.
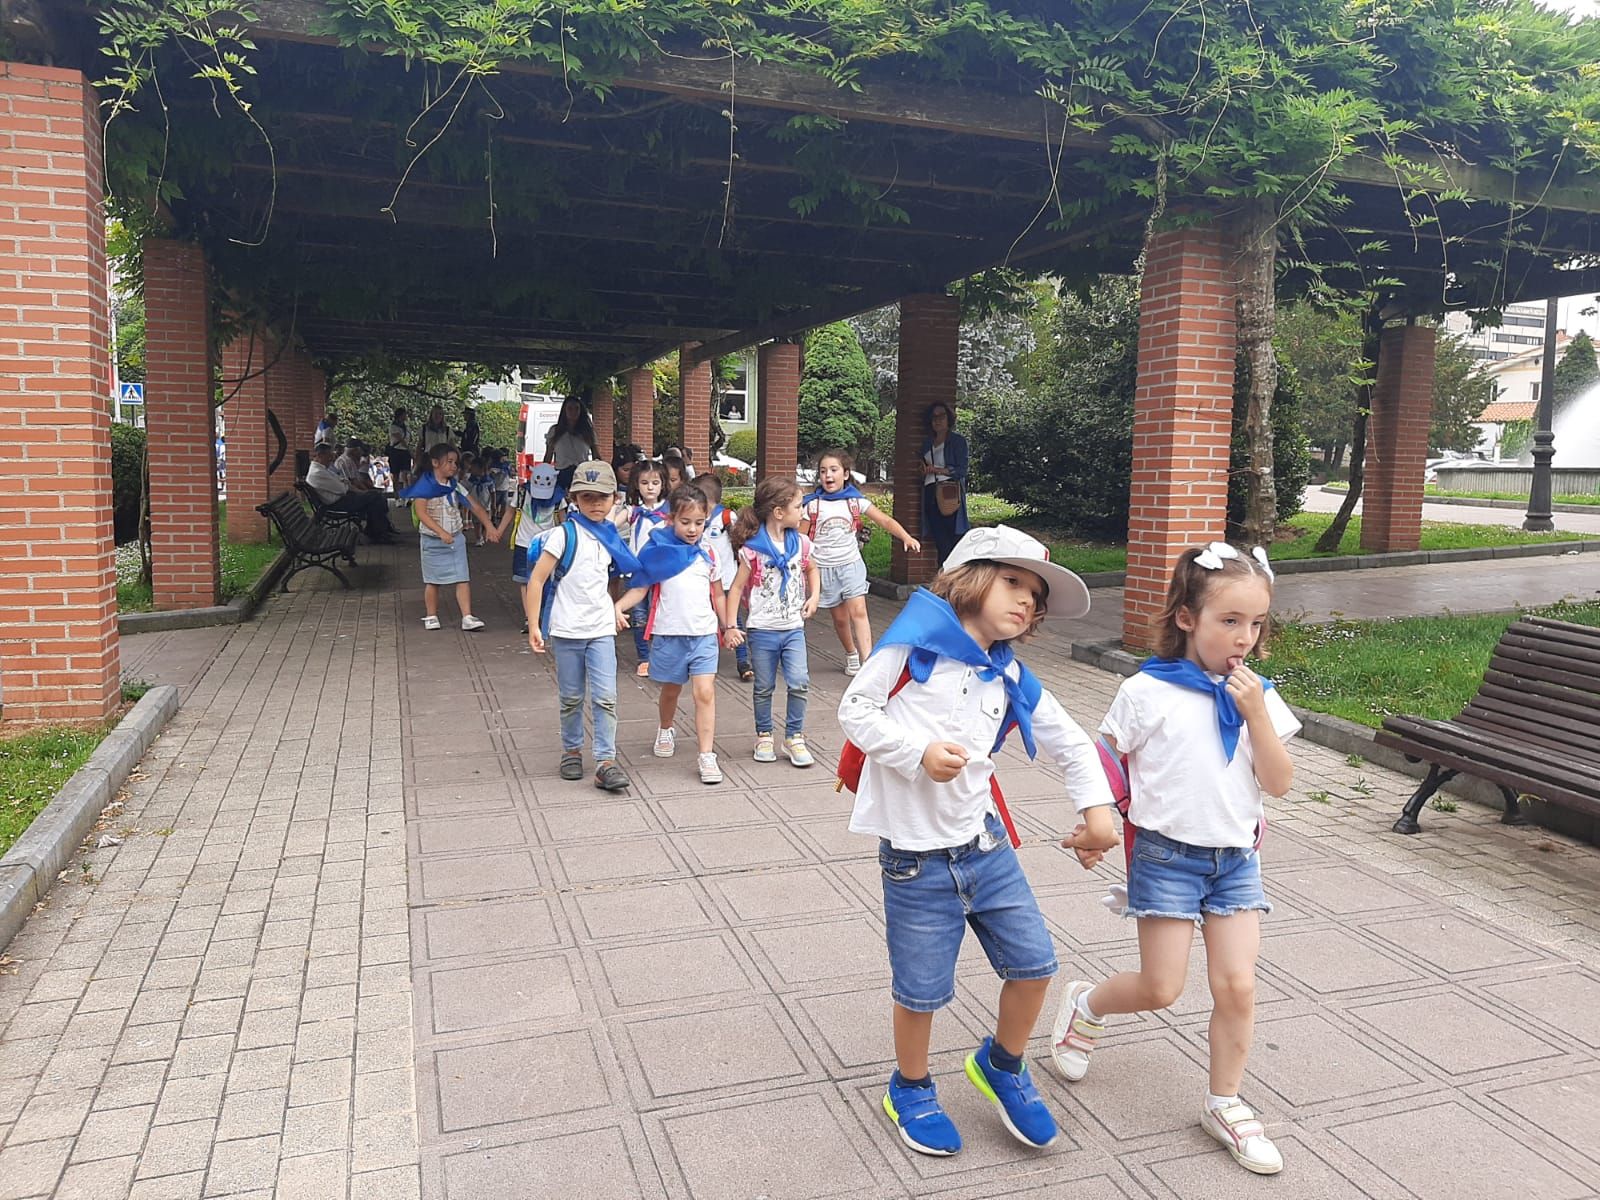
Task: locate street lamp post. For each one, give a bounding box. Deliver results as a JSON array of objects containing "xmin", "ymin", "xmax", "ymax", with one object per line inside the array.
[{"xmin": 1522, "ymin": 297, "xmax": 1558, "ymax": 532}]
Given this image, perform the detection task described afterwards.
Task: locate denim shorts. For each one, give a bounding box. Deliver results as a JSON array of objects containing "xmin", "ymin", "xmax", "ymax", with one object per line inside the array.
[
  {"xmin": 648, "ymin": 633, "xmax": 719, "ymax": 684},
  {"xmin": 1124, "ymin": 828, "xmax": 1272, "ymax": 925},
  {"xmin": 817, "ymin": 556, "xmax": 869, "ymax": 608},
  {"xmin": 879, "ymin": 812, "xmax": 1058, "ymax": 1012}
]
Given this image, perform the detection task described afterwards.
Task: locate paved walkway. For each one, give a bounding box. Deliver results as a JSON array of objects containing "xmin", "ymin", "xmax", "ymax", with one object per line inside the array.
[
  {"xmin": 2, "ymin": 538, "xmax": 1600, "ymax": 1198},
  {"xmin": 1299, "ymin": 485, "xmax": 1600, "ymax": 536}
]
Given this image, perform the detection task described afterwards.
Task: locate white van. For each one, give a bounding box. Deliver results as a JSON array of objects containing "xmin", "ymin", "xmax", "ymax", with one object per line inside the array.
[{"xmin": 515, "ymin": 393, "xmax": 566, "ymax": 482}]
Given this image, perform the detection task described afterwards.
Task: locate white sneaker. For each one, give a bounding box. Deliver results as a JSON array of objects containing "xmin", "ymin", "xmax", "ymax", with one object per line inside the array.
[
  {"xmin": 421, "ymin": 615, "xmax": 441, "ymax": 630},
  {"xmin": 754, "ymin": 733, "xmax": 776, "ymax": 763},
  {"xmin": 653, "ymin": 728, "xmax": 676, "ymax": 758},
  {"xmin": 698, "ymin": 752, "xmax": 722, "ymax": 784},
  {"xmin": 844, "ymin": 652, "xmax": 862, "ymax": 676},
  {"xmin": 461, "ymin": 615, "xmax": 485, "ymax": 631},
  {"xmin": 1051, "ymin": 981, "xmax": 1103, "ymax": 1082},
  {"xmin": 1201, "ymin": 1102, "xmax": 1283, "ymax": 1175},
  {"xmin": 783, "ymin": 734, "xmax": 814, "ymax": 768}
]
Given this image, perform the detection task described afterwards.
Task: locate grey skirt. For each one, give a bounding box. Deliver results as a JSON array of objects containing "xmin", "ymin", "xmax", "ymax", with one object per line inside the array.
[{"xmin": 420, "ymin": 532, "xmax": 469, "ymax": 585}]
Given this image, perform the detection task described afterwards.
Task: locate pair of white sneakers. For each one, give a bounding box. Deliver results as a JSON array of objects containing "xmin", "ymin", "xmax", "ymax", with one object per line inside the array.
[
  {"xmin": 652, "ymin": 728, "xmax": 721, "ymax": 784},
  {"xmin": 1051, "ymin": 981, "xmax": 1282, "ymax": 1175},
  {"xmin": 421, "ymin": 615, "xmax": 483, "ymax": 631}
]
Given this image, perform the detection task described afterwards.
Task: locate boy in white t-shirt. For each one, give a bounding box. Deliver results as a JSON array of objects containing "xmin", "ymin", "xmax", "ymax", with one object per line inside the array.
[
  {"xmin": 693, "ymin": 473, "xmax": 753, "ymax": 681},
  {"xmin": 614, "ymin": 486, "xmax": 744, "ymax": 785},
  {"xmin": 524, "ymin": 462, "xmax": 637, "ymax": 794}
]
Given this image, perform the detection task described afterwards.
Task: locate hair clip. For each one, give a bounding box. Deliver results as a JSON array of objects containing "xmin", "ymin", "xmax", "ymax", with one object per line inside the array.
[
  {"xmin": 1194, "ymin": 542, "xmax": 1239, "ymax": 571},
  {"xmin": 1250, "ymin": 545, "xmax": 1275, "ymax": 581}
]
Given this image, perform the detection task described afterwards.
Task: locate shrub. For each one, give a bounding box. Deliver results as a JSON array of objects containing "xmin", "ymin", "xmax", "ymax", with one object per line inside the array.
[
  {"xmin": 799, "ymin": 322, "xmax": 879, "ymax": 459},
  {"xmin": 726, "ymin": 429, "xmax": 757, "ymax": 464},
  {"xmin": 111, "ymin": 422, "xmax": 145, "ymax": 544}
]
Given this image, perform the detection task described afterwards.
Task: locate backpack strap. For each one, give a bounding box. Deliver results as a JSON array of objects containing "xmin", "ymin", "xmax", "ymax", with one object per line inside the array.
[
  {"xmin": 806, "ymin": 498, "xmax": 821, "ymax": 540},
  {"xmin": 538, "ymin": 520, "xmax": 581, "ymax": 638},
  {"xmin": 848, "ymin": 496, "xmax": 863, "ymax": 532}
]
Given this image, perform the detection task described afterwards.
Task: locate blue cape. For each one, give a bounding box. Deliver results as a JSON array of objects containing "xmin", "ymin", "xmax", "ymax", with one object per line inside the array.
[
  {"xmin": 632, "ymin": 525, "xmax": 712, "ymax": 590},
  {"xmin": 802, "ymin": 482, "xmax": 866, "ymax": 506},
  {"xmin": 874, "ymin": 588, "xmax": 1043, "ymax": 758},
  {"xmin": 1138, "ymin": 657, "xmax": 1277, "ymax": 762},
  {"xmin": 745, "ymin": 523, "xmax": 800, "ymax": 595},
  {"xmin": 566, "ymin": 511, "xmax": 641, "ymax": 577},
  {"xmin": 400, "ymin": 472, "xmax": 467, "ymax": 505}
]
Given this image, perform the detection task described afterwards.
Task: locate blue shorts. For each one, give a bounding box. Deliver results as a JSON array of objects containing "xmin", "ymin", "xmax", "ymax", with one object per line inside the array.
[
  {"xmin": 1124, "ymin": 828, "xmax": 1272, "ymax": 925},
  {"xmin": 817, "ymin": 557, "xmax": 869, "ymax": 608},
  {"xmin": 879, "ymin": 812, "xmax": 1057, "ymax": 1013},
  {"xmin": 648, "ymin": 633, "xmax": 719, "ymax": 685},
  {"xmin": 511, "ymin": 543, "xmax": 534, "ymax": 584}
]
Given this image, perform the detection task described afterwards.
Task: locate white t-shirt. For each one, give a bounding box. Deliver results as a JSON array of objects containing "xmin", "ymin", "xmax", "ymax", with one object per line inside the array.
[
  {"xmin": 541, "ymin": 524, "xmax": 618, "ymax": 640},
  {"xmin": 650, "ymin": 548, "xmax": 718, "ymax": 637},
  {"xmin": 700, "ymin": 509, "xmax": 738, "ymax": 587},
  {"xmin": 334, "ymin": 455, "xmax": 366, "ymax": 484},
  {"xmin": 388, "ymin": 422, "xmax": 408, "ymax": 449},
  {"xmin": 807, "ymin": 495, "xmax": 875, "ymax": 567},
  {"xmin": 1100, "ymin": 671, "xmax": 1302, "ymax": 850},
  {"xmin": 739, "ymin": 534, "xmax": 813, "ymax": 631},
  {"xmin": 305, "ymin": 461, "xmax": 347, "ymax": 503},
  {"xmin": 630, "ymin": 507, "xmax": 668, "ymax": 554},
  {"xmin": 840, "ymin": 645, "xmax": 1113, "ymax": 851},
  {"xmin": 547, "ymin": 431, "xmax": 592, "ymax": 470},
  {"xmin": 514, "ymin": 496, "xmax": 562, "ymax": 551},
  {"xmin": 925, "ymin": 441, "xmax": 951, "ymax": 483}
]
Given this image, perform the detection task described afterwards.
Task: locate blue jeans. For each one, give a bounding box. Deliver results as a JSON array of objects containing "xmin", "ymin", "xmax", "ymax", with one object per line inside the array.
[
  {"xmin": 878, "ymin": 812, "xmax": 1057, "ymax": 1012},
  {"xmin": 1124, "ymin": 828, "xmax": 1271, "ymax": 925},
  {"xmin": 630, "ymin": 601, "xmax": 649, "ymax": 663},
  {"xmin": 550, "ymin": 636, "xmax": 617, "ymax": 762},
  {"xmin": 748, "ymin": 628, "xmax": 808, "ymax": 737},
  {"xmin": 733, "ymin": 604, "xmax": 751, "ymax": 670}
]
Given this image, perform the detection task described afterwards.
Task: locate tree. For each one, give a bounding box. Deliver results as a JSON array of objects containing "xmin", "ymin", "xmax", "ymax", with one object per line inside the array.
[
  {"xmin": 1275, "ymin": 301, "xmax": 1364, "ymax": 464},
  {"xmin": 798, "ymin": 322, "xmax": 878, "ymax": 458},
  {"xmin": 1430, "ymin": 327, "xmax": 1495, "ymax": 453},
  {"xmin": 327, "ymin": 363, "xmax": 494, "ymax": 450},
  {"xmin": 1554, "ymin": 330, "xmax": 1599, "ymax": 408}
]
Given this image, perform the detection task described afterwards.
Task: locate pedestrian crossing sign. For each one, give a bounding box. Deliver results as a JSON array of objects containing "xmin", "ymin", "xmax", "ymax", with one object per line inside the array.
[{"xmin": 118, "ymin": 382, "xmax": 144, "ymax": 406}]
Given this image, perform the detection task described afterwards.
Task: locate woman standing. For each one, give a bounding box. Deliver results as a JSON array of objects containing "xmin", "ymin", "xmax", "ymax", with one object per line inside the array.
[
  {"xmin": 386, "ymin": 408, "xmax": 413, "ymax": 490},
  {"xmin": 543, "ymin": 395, "xmax": 598, "ymax": 490},
  {"xmin": 920, "ymin": 402, "xmax": 969, "ymax": 565},
  {"xmin": 418, "ymin": 405, "xmax": 452, "ymax": 464}
]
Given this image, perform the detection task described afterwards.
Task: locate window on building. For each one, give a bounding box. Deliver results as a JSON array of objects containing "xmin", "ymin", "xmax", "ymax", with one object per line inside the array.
[
  {"xmin": 1530, "ymin": 382, "xmax": 1540, "ymax": 402},
  {"xmin": 1501, "ymin": 314, "xmax": 1547, "ymax": 328},
  {"xmin": 719, "ymin": 357, "xmax": 751, "ymax": 425}
]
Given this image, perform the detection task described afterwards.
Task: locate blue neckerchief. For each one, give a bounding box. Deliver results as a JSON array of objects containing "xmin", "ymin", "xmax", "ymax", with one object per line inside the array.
[
  {"xmin": 632, "ymin": 525, "xmax": 712, "ymax": 589},
  {"xmin": 874, "ymin": 588, "xmax": 1044, "ymax": 759},
  {"xmin": 566, "ymin": 511, "xmax": 642, "ymax": 578},
  {"xmin": 802, "ymin": 483, "xmax": 866, "ymax": 506},
  {"xmin": 524, "ymin": 486, "xmax": 564, "ymax": 517},
  {"xmin": 400, "ymin": 473, "xmax": 466, "ymax": 505},
  {"xmin": 632, "ymin": 503, "xmax": 668, "ymax": 529},
  {"xmin": 1138, "ymin": 656, "xmax": 1276, "ymax": 762},
  {"xmin": 745, "ymin": 523, "xmax": 800, "ymax": 595}
]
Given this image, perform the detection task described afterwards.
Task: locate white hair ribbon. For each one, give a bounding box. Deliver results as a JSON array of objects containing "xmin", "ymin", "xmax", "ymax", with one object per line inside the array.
[
  {"xmin": 1250, "ymin": 545, "xmax": 1275, "ymax": 581},
  {"xmin": 1194, "ymin": 542, "xmax": 1239, "ymax": 571}
]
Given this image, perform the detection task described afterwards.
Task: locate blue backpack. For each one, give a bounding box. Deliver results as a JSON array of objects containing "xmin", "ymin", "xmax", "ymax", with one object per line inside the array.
[{"xmin": 527, "ymin": 519, "xmax": 580, "ymax": 639}]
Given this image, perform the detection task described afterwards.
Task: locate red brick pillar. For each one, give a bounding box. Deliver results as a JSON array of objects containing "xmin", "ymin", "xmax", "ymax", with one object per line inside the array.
[
  {"xmin": 757, "ymin": 340, "xmax": 800, "ymax": 484},
  {"xmin": 144, "ymin": 237, "xmax": 220, "ymax": 609},
  {"xmin": 626, "ymin": 368, "xmax": 654, "ymax": 454},
  {"xmin": 0, "ymin": 63, "xmax": 120, "ymax": 723},
  {"xmin": 221, "ymin": 331, "xmax": 269, "ymax": 542},
  {"xmin": 1123, "ymin": 222, "xmax": 1239, "ymax": 650},
  {"xmin": 892, "ymin": 295, "xmax": 957, "ymax": 585},
  {"xmin": 1360, "ymin": 323, "xmax": 1435, "ymax": 553},
  {"xmin": 678, "ymin": 345, "xmax": 712, "ymax": 474},
  {"xmin": 591, "ymin": 381, "xmax": 614, "ymax": 463},
  {"xmin": 263, "ymin": 334, "xmax": 296, "ymax": 484},
  {"xmin": 306, "ymin": 361, "xmax": 328, "ymax": 444}
]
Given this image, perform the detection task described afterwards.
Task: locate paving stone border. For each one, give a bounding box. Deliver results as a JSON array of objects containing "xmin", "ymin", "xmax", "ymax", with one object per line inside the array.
[
  {"xmin": 0, "ymin": 683, "xmax": 180, "ymax": 951},
  {"xmin": 1319, "ymin": 482, "xmax": 1600, "ymax": 515},
  {"xmin": 1070, "ymin": 638, "xmax": 1599, "ymax": 845},
  {"xmin": 116, "ymin": 548, "xmax": 289, "ymax": 634}
]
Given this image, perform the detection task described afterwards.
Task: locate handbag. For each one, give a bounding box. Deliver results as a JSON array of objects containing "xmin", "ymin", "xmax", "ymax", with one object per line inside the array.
[{"xmin": 935, "ymin": 480, "xmax": 962, "ymax": 517}]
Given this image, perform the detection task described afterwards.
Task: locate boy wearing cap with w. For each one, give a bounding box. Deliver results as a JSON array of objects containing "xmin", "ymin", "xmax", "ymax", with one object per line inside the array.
[
  {"xmin": 525, "ymin": 461, "xmax": 641, "ymax": 793},
  {"xmin": 838, "ymin": 524, "xmax": 1119, "ymax": 1158}
]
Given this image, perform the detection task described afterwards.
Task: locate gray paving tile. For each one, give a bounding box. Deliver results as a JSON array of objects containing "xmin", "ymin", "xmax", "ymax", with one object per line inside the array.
[
  {"xmin": 594, "ymin": 934, "xmax": 756, "ymax": 1009},
  {"xmin": 431, "ymin": 1030, "xmax": 611, "ymax": 1132},
  {"xmin": 441, "ymin": 1126, "xmax": 647, "ymax": 1200},
  {"xmin": 424, "ymin": 955, "xmax": 582, "ymax": 1036}
]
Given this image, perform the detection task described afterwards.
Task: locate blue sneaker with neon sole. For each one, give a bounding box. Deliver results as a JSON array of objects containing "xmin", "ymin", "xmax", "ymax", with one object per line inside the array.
[
  {"xmin": 964, "ymin": 1038, "xmax": 1059, "ymax": 1148},
  {"xmin": 882, "ymin": 1072, "xmax": 962, "ymax": 1156}
]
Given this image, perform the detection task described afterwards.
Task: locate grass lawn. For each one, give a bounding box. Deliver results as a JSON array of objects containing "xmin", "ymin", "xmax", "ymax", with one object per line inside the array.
[
  {"xmin": 1268, "ymin": 601, "xmax": 1600, "ymax": 728},
  {"xmin": 116, "ymin": 502, "xmax": 281, "ymax": 612},
  {"xmin": 0, "ymin": 725, "xmax": 106, "ymax": 858}
]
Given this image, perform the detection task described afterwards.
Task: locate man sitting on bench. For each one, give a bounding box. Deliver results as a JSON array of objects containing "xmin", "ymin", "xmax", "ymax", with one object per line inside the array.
[{"xmin": 307, "ymin": 442, "xmax": 396, "ymax": 544}]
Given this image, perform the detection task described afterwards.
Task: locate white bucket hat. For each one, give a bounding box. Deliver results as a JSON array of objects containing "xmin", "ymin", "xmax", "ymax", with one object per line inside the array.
[{"xmin": 943, "ymin": 525, "xmax": 1091, "ymax": 620}]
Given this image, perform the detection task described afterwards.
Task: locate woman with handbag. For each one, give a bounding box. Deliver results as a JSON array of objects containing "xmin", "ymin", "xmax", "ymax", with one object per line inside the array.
[{"xmin": 920, "ymin": 402, "xmax": 970, "ymax": 565}]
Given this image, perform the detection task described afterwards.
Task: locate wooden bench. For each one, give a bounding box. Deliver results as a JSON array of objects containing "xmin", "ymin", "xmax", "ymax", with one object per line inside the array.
[
  {"xmin": 295, "ymin": 480, "xmax": 364, "ymax": 532},
  {"xmin": 1376, "ymin": 616, "xmax": 1600, "ymax": 834},
  {"xmin": 257, "ymin": 493, "xmax": 359, "ymax": 592}
]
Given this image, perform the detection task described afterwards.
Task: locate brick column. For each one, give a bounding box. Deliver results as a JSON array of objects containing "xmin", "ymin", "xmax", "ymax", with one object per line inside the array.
[
  {"xmin": 757, "ymin": 340, "xmax": 800, "ymax": 484},
  {"xmin": 221, "ymin": 331, "xmax": 269, "ymax": 542},
  {"xmin": 144, "ymin": 237, "xmax": 220, "ymax": 609},
  {"xmin": 591, "ymin": 381, "xmax": 615, "ymax": 462},
  {"xmin": 1123, "ymin": 222, "xmax": 1239, "ymax": 650},
  {"xmin": 0, "ymin": 63, "xmax": 120, "ymax": 722},
  {"xmin": 306, "ymin": 361, "xmax": 328, "ymax": 444},
  {"xmin": 678, "ymin": 344, "xmax": 712, "ymax": 473},
  {"xmin": 892, "ymin": 294, "xmax": 957, "ymax": 585},
  {"xmin": 1360, "ymin": 324, "xmax": 1435, "ymax": 553},
  {"xmin": 264, "ymin": 334, "xmax": 296, "ymax": 483},
  {"xmin": 626, "ymin": 368, "xmax": 654, "ymax": 454}
]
